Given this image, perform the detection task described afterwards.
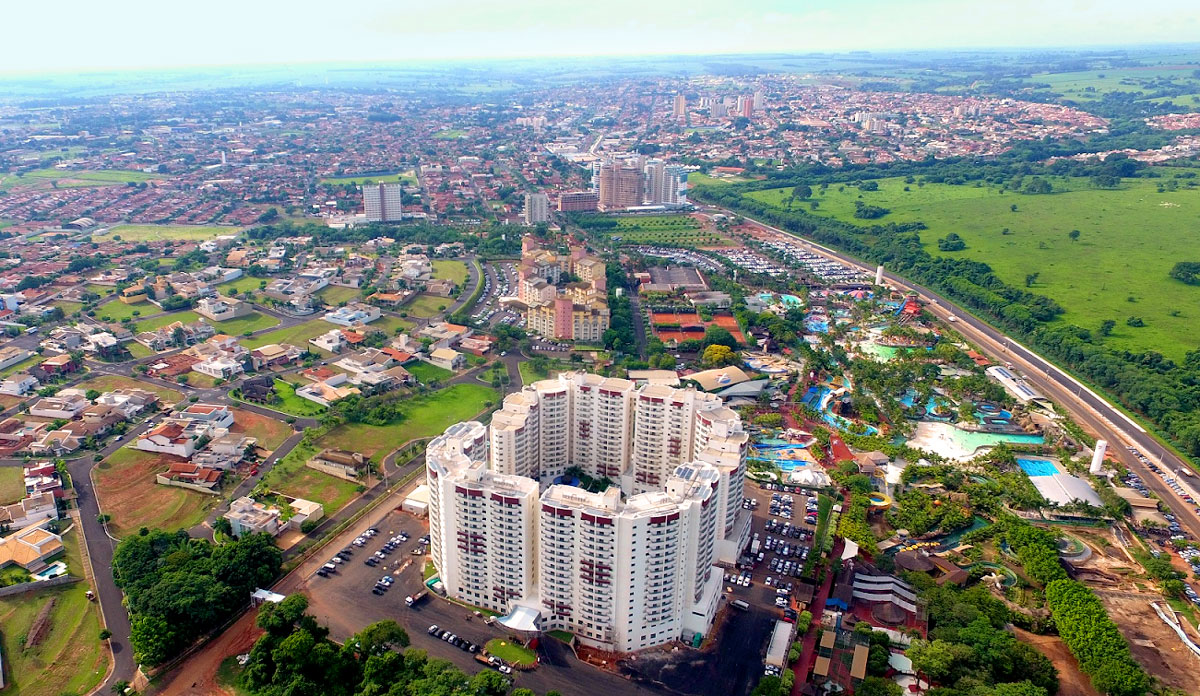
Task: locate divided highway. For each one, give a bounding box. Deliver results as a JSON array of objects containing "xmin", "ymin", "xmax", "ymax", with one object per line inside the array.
[{"xmin": 723, "ymin": 208, "xmax": 1200, "ymax": 541}]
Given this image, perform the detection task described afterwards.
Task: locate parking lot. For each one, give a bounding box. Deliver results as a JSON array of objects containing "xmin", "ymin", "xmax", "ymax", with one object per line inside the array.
[
  {"xmin": 473, "ymin": 261, "xmax": 522, "ymax": 328},
  {"xmin": 295, "ymin": 504, "xmax": 664, "ymax": 696},
  {"xmin": 725, "ymin": 482, "xmax": 822, "ymax": 617}
]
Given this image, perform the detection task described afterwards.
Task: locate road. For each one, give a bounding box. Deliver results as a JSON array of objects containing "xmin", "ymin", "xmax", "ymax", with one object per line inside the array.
[{"xmin": 723, "ymin": 207, "xmax": 1200, "ymax": 541}]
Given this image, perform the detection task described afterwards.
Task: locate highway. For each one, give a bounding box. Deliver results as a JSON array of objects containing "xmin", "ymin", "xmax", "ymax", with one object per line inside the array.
[{"xmin": 717, "ymin": 207, "xmax": 1200, "ymax": 541}]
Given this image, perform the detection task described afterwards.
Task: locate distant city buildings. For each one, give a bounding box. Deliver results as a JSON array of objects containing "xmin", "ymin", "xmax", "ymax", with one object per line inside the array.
[
  {"xmin": 597, "ymin": 159, "xmax": 643, "ymax": 211},
  {"xmin": 557, "ymin": 191, "xmax": 600, "ymax": 212},
  {"xmin": 673, "ymin": 94, "xmax": 687, "ymax": 118},
  {"xmin": 524, "ymin": 192, "xmax": 550, "ymax": 225}
]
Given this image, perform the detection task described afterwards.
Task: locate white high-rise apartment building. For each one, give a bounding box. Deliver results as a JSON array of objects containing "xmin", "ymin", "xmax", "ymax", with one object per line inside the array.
[
  {"xmin": 363, "ymin": 183, "xmax": 404, "ymax": 222},
  {"xmin": 524, "ymin": 192, "xmax": 550, "ymax": 225},
  {"xmin": 425, "ymin": 372, "xmax": 748, "ymax": 653}
]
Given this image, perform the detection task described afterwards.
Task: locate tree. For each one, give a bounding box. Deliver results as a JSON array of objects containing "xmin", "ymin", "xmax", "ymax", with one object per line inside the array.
[
  {"xmin": 1068, "ymin": 229, "xmax": 1081, "ymax": 242},
  {"xmin": 1024, "ymin": 273, "xmax": 1039, "ymax": 288},
  {"xmin": 994, "ymin": 682, "xmax": 1048, "ymax": 696},
  {"xmin": 855, "ymin": 677, "xmax": 902, "ymax": 696},
  {"xmin": 702, "ymin": 344, "xmax": 738, "ymax": 366},
  {"xmin": 1098, "ymin": 319, "xmax": 1116, "ymax": 336},
  {"xmin": 908, "ymin": 638, "xmax": 971, "ymax": 681},
  {"xmin": 1169, "ymin": 261, "xmax": 1200, "ymax": 285},
  {"xmin": 702, "ymin": 325, "xmax": 738, "ymax": 349},
  {"xmin": 85, "ymin": 389, "xmax": 101, "ymax": 401},
  {"xmin": 792, "ymin": 184, "xmax": 812, "ymax": 200}
]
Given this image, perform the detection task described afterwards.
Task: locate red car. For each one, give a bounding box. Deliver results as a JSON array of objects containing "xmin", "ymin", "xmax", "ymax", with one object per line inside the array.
[{"xmin": 250, "ymin": 467, "xmax": 259, "ymax": 476}]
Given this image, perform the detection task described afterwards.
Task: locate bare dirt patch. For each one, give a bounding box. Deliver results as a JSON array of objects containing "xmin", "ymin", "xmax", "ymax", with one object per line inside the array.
[
  {"xmin": 1013, "ymin": 627, "xmax": 1101, "ymax": 696},
  {"xmin": 154, "ymin": 608, "xmax": 263, "ymax": 696},
  {"xmin": 1095, "ymin": 590, "xmax": 1200, "ymax": 694},
  {"xmin": 228, "ymin": 408, "xmax": 293, "ymax": 451},
  {"xmin": 94, "ymin": 447, "xmax": 217, "ymax": 536}
]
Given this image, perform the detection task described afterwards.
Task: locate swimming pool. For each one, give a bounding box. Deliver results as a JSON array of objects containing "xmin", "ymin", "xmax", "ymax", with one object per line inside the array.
[{"xmin": 1017, "ymin": 458, "xmax": 1060, "ymax": 477}]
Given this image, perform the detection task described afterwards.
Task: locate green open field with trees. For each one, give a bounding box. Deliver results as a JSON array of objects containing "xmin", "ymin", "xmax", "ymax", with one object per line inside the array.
[
  {"xmin": 242, "ymin": 319, "xmax": 334, "ymax": 353},
  {"xmin": 432, "ymin": 259, "xmax": 469, "ymax": 285},
  {"xmin": 319, "ymin": 170, "xmax": 416, "ymax": 186},
  {"xmin": 572, "ymin": 213, "xmax": 729, "ymax": 247},
  {"xmin": 748, "ymin": 173, "xmax": 1200, "ymax": 360},
  {"xmin": 100, "ymin": 224, "xmax": 235, "ymax": 241}
]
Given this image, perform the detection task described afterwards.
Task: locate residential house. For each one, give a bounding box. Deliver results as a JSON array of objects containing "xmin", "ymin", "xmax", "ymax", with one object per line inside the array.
[
  {"xmin": 29, "ymin": 429, "xmax": 82, "ymax": 456},
  {"xmin": 417, "ymin": 322, "xmax": 471, "ymax": 350},
  {"xmin": 136, "ymin": 421, "xmax": 200, "ymax": 458},
  {"xmin": 239, "ymin": 375, "xmax": 275, "ymax": 402},
  {"xmin": 323, "ymin": 302, "xmax": 380, "ymax": 327},
  {"xmin": 22, "ymin": 462, "xmax": 63, "ymax": 498},
  {"xmin": 193, "ymin": 355, "xmax": 244, "ymax": 380},
  {"xmin": 38, "ymin": 353, "xmax": 78, "ymax": 375},
  {"xmin": 0, "ymin": 520, "xmax": 63, "ymax": 573},
  {"xmin": 288, "ymin": 498, "xmax": 324, "ymax": 531},
  {"xmin": 0, "ymin": 346, "xmax": 32, "ymax": 371},
  {"xmin": 28, "ymin": 393, "xmax": 90, "ymax": 420},
  {"xmin": 195, "ymin": 295, "xmax": 253, "ymax": 322},
  {"xmin": 0, "ymin": 492, "xmax": 58, "ymax": 531},
  {"xmin": 427, "ymin": 347, "xmax": 464, "ymax": 371},
  {"xmin": 250, "ymin": 343, "xmax": 302, "ymax": 369},
  {"xmin": 295, "ymin": 374, "xmax": 360, "ymax": 406},
  {"xmin": 0, "ymin": 373, "xmax": 39, "ymax": 396},
  {"xmin": 307, "ymin": 449, "xmax": 367, "ymax": 481},
  {"xmin": 224, "ymin": 496, "xmax": 282, "ymax": 536},
  {"xmin": 192, "ymin": 433, "xmax": 255, "ymax": 470},
  {"xmin": 178, "ymin": 403, "xmax": 235, "ymax": 429},
  {"xmin": 156, "ymin": 462, "xmax": 224, "ymax": 492},
  {"xmin": 96, "ymin": 388, "xmax": 160, "ymax": 418},
  {"xmin": 310, "ymin": 328, "xmax": 349, "ymax": 354}
]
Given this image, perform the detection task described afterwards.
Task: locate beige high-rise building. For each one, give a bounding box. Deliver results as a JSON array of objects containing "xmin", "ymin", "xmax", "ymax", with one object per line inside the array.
[
  {"xmin": 672, "ymin": 94, "xmax": 686, "ymax": 118},
  {"xmin": 524, "ymin": 192, "xmax": 550, "ymax": 225},
  {"xmin": 597, "ymin": 160, "xmax": 643, "ymax": 211}
]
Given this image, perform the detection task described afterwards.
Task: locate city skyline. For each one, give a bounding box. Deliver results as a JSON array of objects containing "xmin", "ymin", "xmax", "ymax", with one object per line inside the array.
[{"xmin": 2, "ymin": 0, "xmax": 1198, "ymax": 74}]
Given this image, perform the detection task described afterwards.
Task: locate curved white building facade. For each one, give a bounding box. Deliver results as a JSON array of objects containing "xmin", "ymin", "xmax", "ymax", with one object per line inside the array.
[{"xmin": 425, "ymin": 372, "xmax": 750, "ymax": 652}]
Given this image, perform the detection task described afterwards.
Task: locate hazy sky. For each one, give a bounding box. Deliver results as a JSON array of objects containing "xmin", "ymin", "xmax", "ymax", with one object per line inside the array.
[{"xmin": 2, "ymin": 0, "xmax": 1197, "ymax": 73}]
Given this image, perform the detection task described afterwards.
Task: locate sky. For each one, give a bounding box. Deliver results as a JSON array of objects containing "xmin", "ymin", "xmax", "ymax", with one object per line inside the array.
[{"xmin": 1, "ymin": 0, "xmax": 1197, "ymax": 74}]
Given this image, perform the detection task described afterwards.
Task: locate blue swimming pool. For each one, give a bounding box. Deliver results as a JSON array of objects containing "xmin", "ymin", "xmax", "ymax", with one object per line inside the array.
[{"xmin": 1017, "ymin": 458, "xmax": 1060, "ymax": 477}]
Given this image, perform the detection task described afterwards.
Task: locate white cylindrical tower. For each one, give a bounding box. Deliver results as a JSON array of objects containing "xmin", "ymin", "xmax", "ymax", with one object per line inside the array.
[{"xmin": 1090, "ymin": 439, "xmax": 1107, "ymax": 475}]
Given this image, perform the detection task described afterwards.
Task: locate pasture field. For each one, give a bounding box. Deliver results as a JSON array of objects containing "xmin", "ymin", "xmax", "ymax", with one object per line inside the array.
[
  {"xmin": 575, "ymin": 213, "xmax": 729, "ymax": 247},
  {"xmin": 316, "ymin": 285, "xmax": 361, "ymax": 305},
  {"xmin": 205, "ymin": 310, "xmax": 280, "ymax": 336},
  {"xmin": 13, "ymin": 168, "xmax": 161, "ymax": 190},
  {"xmin": 100, "ymin": 224, "xmax": 234, "ymax": 241},
  {"xmin": 95, "ymin": 447, "xmax": 218, "ymax": 537},
  {"xmin": 0, "ymin": 467, "xmax": 23, "ymax": 504},
  {"xmin": 134, "ymin": 310, "xmax": 202, "ymax": 332},
  {"xmin": 749, "ymin": 175, "xmax": 1200, "ymax": 359},
  {"xmin": 319, "ymin": 170, "xmax": 416, "ymax": 186},
  {"xmin": 241, "ymin": 319, "xmax": 334, "ymax": 353},
  {"xmin": 1024, "ymin": 67, "xmax": 1200, "ymax": 103},
  {"xmin": 432, "ymin": 259, "xmax": 469, "ymax": 285},
  {"xmin": 95, "ymin": 299, "xmax": 154, "ymax": 323},
  {"xmin": 404, "ymin": 294, "xmax": 450, "ymax": 318},
  {"xmin": 0, "ymin": 534, "xmax": 109, "ymax": 696},
  {"xmin": 432, "ymin": 129, "xmax": 468, "ymax": 139}
]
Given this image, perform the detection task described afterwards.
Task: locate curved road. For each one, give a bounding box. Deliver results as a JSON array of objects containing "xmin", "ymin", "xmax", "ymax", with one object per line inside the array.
[{"xmin": 722, "ymin": 207, "xmax": 1200, "ymax": 540}]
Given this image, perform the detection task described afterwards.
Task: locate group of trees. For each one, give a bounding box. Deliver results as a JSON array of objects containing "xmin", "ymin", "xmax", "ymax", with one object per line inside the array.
[
  {"xmin": 241, "ymin": 594, "xmax": 535, "ymax": 696},
  {"xmin": 1044, "ymin": 579, "xmax": 1152, "ymax": 696},
  {"xmin": 113, "ymin": 529, "xmax": 282, "ymax": 665}
]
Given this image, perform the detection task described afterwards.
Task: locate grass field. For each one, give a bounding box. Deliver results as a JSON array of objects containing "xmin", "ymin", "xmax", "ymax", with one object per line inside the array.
[
  {"xmin": 216, "ymin": 275, "xmax": 269, "ymax": 296},
  {"xmin": 205, "ymin": 310, "xmax": 280, "ymax": 336},
  {"xmin": 183, "ymin": 372, "xmax": 220, "ymax": 389},
  {"xmin": 319, "ymin": 170, "xmax": 417, "ymax": 186},
  {"xmin": 406, "ymin": 361, "xmax": 454, "ymax": 384},
  {"xmin": 229, "ymin": 408, "xmax": 294, "ymax": 450},
  {"xmin": 259, "ymin": 441, "xmax": 360, "ymax": 514},
  {"xmin": 318, "ymin": 383, "xmax": 497, "ymax": 460},
  {"xmin": 371, "ymin": 314, "xmax": 415, "ymax": 335},
  {"xmin": 99, "ymin": 224, "xmax": 236, "ymax": 242},
  {"xmin": 0, "ymin": 467, "xmax": 23, "ymax": 504},
  {"xmin": 241, "ymin": 319, "xmax": 334, "ymax": 353},
  {"xmin": 749, "ymin": 176, "xmax": 1200, "ymax": 360},
  {"xmin": 52, "ymin": 300, "xmax": 83, "ymax": 316},
  {"xmin": 689, "ymin": 172, "xmax": 745, "ymax": 186},
  {"xmin": 0, "ymin": 534, "xmax": 109, "ymax": 696},
  {"xmin": 432, "ymin": 259, "xmax": 469, "ymax": 285},
  {"xmin": 403, "ymin": 294, "xmax": 450, "ymax": 318},
  {"xmin": 484, "ymin": 638, "xmax": 536, "ymax": 667},
  {"xmin": 317, "ymin": 285, "xmax": 362, "ymax": 305},
  {"xmin": 249, "ymin": 379, "xmax": 327, "ymax": 417},
  {"xmin": 95, "ymin": 448, "xmax": 218, "ymax": 537},
  {"xmin": 576, "ymin": 213, "xmax": 729, "ymax": 247},
  {"xmin": 518, "ymin": 359, "xmax": 570, "ymax": 385},
  {"xmin": 433, "ymin": 129, "xmax": 468, "ymax": 140},
  {"xmin": 126, "ymin": 342, "xmax": 154, "ymax": 359},
  {"xmin": 74, "ymin": 374, "xmax": 183, "ymax": 403},
  {"xmin": 0, "ymin": 355, "xmax": 38, "ymax": 379},
  {"xmin": 134, "ymin": 310, "xmax": 202, "ymax": 332},
  {"xmin": 1025, "ymin": 67, "xmax": 1200, "ymax": 104},
  {"xmin": 95, "ymin": 299, "xmax": 155, "ymax": 323},
  {"xmin": 14, "ymin": 168, "xmax": 160, "ymax": 190}
]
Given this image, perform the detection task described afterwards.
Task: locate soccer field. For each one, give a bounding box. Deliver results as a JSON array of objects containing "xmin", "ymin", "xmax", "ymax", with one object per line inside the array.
[{"xmin": 749, "ymin": 174, "xmax": 1200, "ymax": 359}]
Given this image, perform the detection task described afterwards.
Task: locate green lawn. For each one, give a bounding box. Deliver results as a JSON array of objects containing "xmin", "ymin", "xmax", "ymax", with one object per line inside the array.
[
  {"xmin": 94, "ymin": 299, "xmax": 154, "ymax": 323},
  {"xmin": 319, "ymin": 170, "xmax": 417, "ymax": 186},
  {"xmin": 371, "ymin": 315, "xmax": 415, "ymax": 335},
  {"xmin": 205, "ymin": 310, "xmax": 280, "ymax": 336},
  {"xmin": 241, "ymin": 319, "xmax": 336, "ymax": 353},
  {"xmin": 317, "ymin": 285, "xmax": 362, "ymax": 305},
  {"xmin": 574, "ymin": 212, "xmax": 728, "ymax": 247},
  {"xmin": 74, "ymin": 374, "xmax": 183, "ymax": 403},
  {"xmin": 484, "ymin": 638, "xmax": 536, "ymax": 667},
  {"xmin": 99, "ymin": 224, "xmax": 236, "ymax": 242},
  {"xmin": 403, "ymin": 294, "xmax": 450, "ymax": 318},
  {"xmin": 750, "ymin": 176, "xmax": 1200, "ymax": 360},
  {"xmin": 432, "ymin": 259, "xmax": 469, "ymax": 285},
  {"xmin": 242, "ymin": 379, "xmax": 328, "ymax": 417},
  {"xmin": 126, "ymin": 342, "xmax": 154, "ymax": 359},
  {"xmin": 19, "ymin": 167, "xmax": 160, "ymax": 189},
  {"xmin": 0, "ymin": 355, "xmax": 38, "ymax": 379},
  {"xmin": 518, "ymin": 359, "xmax": 570, "ymax": 385},
  {"xmin": 319, "ymin": 384, "xmax": 497, "ymax": 460},
  {"xmin": 217, "ymin": 275, "xmax": 270, "ymax": 296},
  {"xmin": 52, "ymin": 300, "xmax": 83, "ymax": 316},
  {"xmin": 0, "ymin": 533, "xmax": 108, "ymax": 696},
  {"xmin": 260, "ymin": 440, "xmax": 359, "ymax": 514},
  {"xmin": 433, "ymin": 129, "xmax": 468, "ymax": 140},
  {"xmin": 134, "ymin": 310, "xmax": 202, "ymax": 333},
  {"xmin": 0, "ymin": 467, "xmax": 23, "ymax": 504},
  {"xmin": 406, "ymin": 361, "xmax": 454, "ymax": 384}
]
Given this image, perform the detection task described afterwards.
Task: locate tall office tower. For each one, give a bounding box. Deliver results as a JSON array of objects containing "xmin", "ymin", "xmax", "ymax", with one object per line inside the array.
[
  {"xmin": 642, "ymin": 158, "xmax": 665, "ymax": 204},
  {"xmin": 363, "ymin": 183, "xmax": 404, "ymax": 222},
  {"xmin": 425, "ymin": 422, "xmax": 541, "ymax": 614},
  {"xmin": 673, "ymin": 94, "xmax": 687, "ymax": 118},
  {"xmin": 597, "ymin": 160, "xmax": 644, "ymax": 211},
  {"xmin": 524, "ymin": 192, "xmax": 550, "ymax": 225},
  {"xmin": 753, "ymin": 90, "xmax": 764, "ymax": 110}
]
